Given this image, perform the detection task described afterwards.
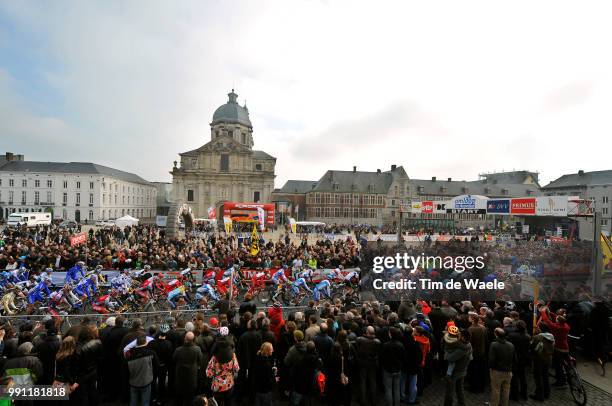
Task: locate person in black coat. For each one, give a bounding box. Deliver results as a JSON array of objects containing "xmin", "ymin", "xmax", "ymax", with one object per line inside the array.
[
  {"xmin": 381, "ymin": 327, "xmax": 406, "ymax": 406},
  {"xmin": 401, "ymin": 327, "xmax": 421, "ymax": 405},
  {"xmin": 236, "ymin": 319, "xmax": 262, "ymax": 403},
  {"xmin": 292, "ymin": 342, "xmax": 322, "ymax": 405},
  {"xmin": 313, "ymin": 323, "xmax": 334, "ymax": 372},
  {"xmin": 239, "ymin": 294, "xmax": 257, "ymax": 316},
  {"xmin": 507, "ymin": 320, "xmax": 530, "ymax": 401},
  {"xmin": 102, "ymin": 316, "xmax": 128, "ymax": 401},
  {"xmin": 251, "ymin": 342, "xmax": 276, "ymax": 406},
  {"xmin": 148, "ymin": 324, "xmax": 174, "ymax": 403},
  {"xmin": 71, "ymin": 325, "xmax": 103, "ymax": 406},
  {"xmin": 33, "ymin": 325, "xmax": 61, "ymax": 385},
  {"xmin": 326, "ymin": 342, "xmax": 351, "ymax": 406}
]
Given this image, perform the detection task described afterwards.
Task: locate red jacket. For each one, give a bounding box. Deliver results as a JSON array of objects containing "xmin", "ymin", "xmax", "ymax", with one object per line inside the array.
[
  {"xmin": 414, "ymin": 335, "xmax": 430, "ymax": 367},
  {"xmin": 268, "ymin": 306, "xmax": 285, "ymax": 341},
  {"xmin": 540, "ymin": 310, "xmax": 570, "ymax": 352}
]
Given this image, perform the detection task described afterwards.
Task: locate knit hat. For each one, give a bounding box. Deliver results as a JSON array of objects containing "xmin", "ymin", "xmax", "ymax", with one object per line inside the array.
[
  {"xmin": 219, "ymin": 326, "xmax": 229, "ymax": 336},
  {"xmin": 159, "ymin": 324, "xmax": 170, "ymax": 334},
  {"xmin": 209, "ymin": 317, "xmax": 219, "ymax": 327},
  {"xmin": 448, "ymin": 325, "xmax": 459, "ymax": 336}
]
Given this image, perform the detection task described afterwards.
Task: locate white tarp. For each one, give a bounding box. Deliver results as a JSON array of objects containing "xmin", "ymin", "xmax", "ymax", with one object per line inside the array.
[{"xmin": 115, "ymin": 215, "xmax": 139, "ymax": 228}]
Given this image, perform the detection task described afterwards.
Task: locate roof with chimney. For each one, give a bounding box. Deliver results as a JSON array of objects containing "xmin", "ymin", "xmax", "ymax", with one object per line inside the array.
[
  {"xmin": 410, "ymin": 177, "xmax": 540, "ymax": 197},
  {"xmin": 310, "ymin": 166, "xmax": 408, "ymax": 194},
  {"xmin": 543, "ymin": 170, "xmax": 612, "ymax": 189}
]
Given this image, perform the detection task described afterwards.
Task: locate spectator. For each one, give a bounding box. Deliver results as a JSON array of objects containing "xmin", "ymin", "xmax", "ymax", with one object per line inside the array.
[
  {"xmin": 529, "ymin": 325, "xmax": 555, "ymax": 401},
  {"xmin": 489, "ymin": 328, "xmax": 515, "ymax": 406},
  {"xmin": 104, "ymin": 316, "xmax": 129, "ymax": 400},
  {"xmin": 443, "ymin": 329, "xmax": 472, "ymax": 406},
  {"xmin": 148, "ymin": 324, "xmax": 173, "ymax": 403},
  {"xmin": 539, "ymin": 308, "xmax": 570, "ymax": 386},
  {"xmin": 290, "ymin": 341, "xmax": 321, "ymax": 406},
  {"xmin": 466, "ymin": 312, "xmax": 487, "ymax": 393},
  {"xmin": 313, "ymin": 322, "xmax": 334, "ymax": 371},
  {"xmin": 236, "ymin": 319, "xmax": 261, "ymax": 402},
  {"xmin": 304, "ymin": 316, "xmax": 321, "ymax": 342},
  {"xmin": 173, "ymin": 331, "xmax": 203, "ymax": 406},
  {"xmin": 381, "ymin": 327, "xmax": 405, "ymax": 406},
  {"xmin": 251, "ymin": 342, "xmax": 275, "ymax": 406},
  {"xmin": 507, "ymin": 320, "xmax": 530, "ymax": 401},
  {"xmin": 355, "ymin": 326, "xmax": 380, "ymax": 406},
  {"xmin": 125, "ymin": 333, "xmax": 159, "ymax": 406},
  {"xmin": 206, "ymin": 338, "xmax": 240, "ymax": 406},
  {"xmin": 1, "ymin": 342, "xmax": 43, "ymax": 393},
  {"xmin": 72, "ymin": 325, "xmax": 103, "ymax": 406},
  {"xmin": 54, "ymin": 336, "xmax": 79, "ymax": 400},
  {"xmin": 33, "ymin": 319, "xmax": 61, "ymax": 385}
]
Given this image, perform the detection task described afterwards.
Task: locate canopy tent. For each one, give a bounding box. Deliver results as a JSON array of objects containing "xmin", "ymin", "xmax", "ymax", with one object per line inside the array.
[{"xmin": 115, "ymin": 215, "xmax": 139, "ymax": 228}]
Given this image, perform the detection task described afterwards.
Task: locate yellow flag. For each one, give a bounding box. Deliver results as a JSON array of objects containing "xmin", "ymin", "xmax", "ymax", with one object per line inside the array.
[{"xmin": 250, "ymin": 223, "xmax": 259, "ymax": 256}]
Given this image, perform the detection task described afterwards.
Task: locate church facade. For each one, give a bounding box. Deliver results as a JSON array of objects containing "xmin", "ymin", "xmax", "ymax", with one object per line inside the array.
[{"xmin": 171, "ymin": 90, "xmax": 276, "ymax": 218}]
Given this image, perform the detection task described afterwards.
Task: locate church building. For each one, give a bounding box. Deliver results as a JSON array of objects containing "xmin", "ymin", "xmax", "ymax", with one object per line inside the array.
[{"xmin": 171, "ymin": 90, "xmax": 276, "ymax": 218}]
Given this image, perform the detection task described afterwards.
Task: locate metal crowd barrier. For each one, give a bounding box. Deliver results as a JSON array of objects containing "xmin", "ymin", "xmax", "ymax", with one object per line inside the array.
[{"xmin": 1, "ymin": 306, "xmax": 312, "ymax": 333}]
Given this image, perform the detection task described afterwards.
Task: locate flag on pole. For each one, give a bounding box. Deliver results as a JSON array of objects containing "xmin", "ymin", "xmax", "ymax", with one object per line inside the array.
[
  {"xmin": 250, "ymin": 223, "xmax": 259, "ymax": 256},
  {"xmin": 289, "ymin": 217, "xmax": 297, "ymax": 234},
  {"xmin": 223, "ymin": 217, "xmax": 232, "ymax": 233},
  {"xmin": 257, "ymin": 206, "xmax": 265, "ymax": 230}
]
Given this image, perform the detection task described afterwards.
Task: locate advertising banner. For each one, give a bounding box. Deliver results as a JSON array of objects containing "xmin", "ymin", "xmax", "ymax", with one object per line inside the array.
[
  {"xmin": 411, "ymin": 202, "xmax": 422, "ymax": 213},
  {"xmin": 422, "ymin": 201, "xmax": 433, "ymax": 214},
  {"xmin": 69, "ymin": 232, "xmax": 87, "ymax": 247},
  {"xmin": 433, "ymin": 201, "xmax": 447, "ymax": 214},
  {"xmin": 447, "ymin": 195, "xmax": 487, "ymax": 214},
  {"xmin": 487, "ymin": 199, "xmax": 510, "ymax": 214},
  {"xmin": 536, "ymin": 196, "xmax": 568, "ymax": 216},
  {"xmin": 511, "ymin": 198, "xmax": 536, "ymax": 215},
  {"xmin": 207, "ymin": 206, "xmax": 216, "ymax": 219}
]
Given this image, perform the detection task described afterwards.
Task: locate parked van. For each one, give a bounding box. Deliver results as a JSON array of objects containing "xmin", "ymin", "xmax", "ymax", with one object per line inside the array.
[{"xmin": 6, "ymin": 212, "xmax": 52, "ymax": 227}]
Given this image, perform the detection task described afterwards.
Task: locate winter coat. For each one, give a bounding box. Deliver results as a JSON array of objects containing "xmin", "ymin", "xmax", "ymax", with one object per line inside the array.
[{"xmin": 173, "ymin": 342, "xmax": 203, "ymax": 394}]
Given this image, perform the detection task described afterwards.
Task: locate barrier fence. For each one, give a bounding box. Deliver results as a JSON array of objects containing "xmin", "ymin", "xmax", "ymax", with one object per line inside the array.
[{"xmin": 1, "ymin": 306, "xmax": 312, "ymax": 333}]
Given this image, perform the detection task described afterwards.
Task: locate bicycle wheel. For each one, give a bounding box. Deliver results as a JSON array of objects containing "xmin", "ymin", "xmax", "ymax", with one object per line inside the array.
[{"xmin": 567, "ymin": 366, "xmax": 587, "ymax": 406}]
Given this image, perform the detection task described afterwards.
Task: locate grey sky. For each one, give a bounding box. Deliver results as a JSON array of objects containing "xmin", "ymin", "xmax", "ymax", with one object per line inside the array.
[{"xmin": 1, "ymin": 0, "xmax": 611, "ymax": 187}]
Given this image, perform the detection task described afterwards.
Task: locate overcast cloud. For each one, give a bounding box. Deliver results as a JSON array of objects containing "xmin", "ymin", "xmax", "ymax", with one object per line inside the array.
[{"xmin": 0, "ymin": 0, "xmax": 611, "ymax": 187}]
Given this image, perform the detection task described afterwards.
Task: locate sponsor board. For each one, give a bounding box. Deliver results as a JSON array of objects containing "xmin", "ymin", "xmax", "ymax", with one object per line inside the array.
[
  {"xmin": 536, "ymin": 196, "xmax": 568, "ymax": 216},
  {"xmin": 69, "ymin": 232, "xmax": 87, "ymax": 247},
  {"xmin": 511, "ymin": 198, "xmax": 536, "ymax": 215},
  {"xmin": 487, "ymin": 199, "xmax": 510, "ymax": 214},
  {"xmin": 422, "ymin": 201, "xmax": 433, "ymax": 214}
]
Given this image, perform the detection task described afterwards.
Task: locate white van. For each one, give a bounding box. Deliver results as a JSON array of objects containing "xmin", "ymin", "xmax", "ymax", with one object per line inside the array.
[{"xmin": 6, "ymin": 212, "xmax": 52, "ymax": 227}]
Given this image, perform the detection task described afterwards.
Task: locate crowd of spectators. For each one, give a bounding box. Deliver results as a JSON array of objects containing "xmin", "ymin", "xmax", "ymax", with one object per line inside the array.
[{"xmin": 0, "ymin": 297, "xmax": 609, "ymax": 406}]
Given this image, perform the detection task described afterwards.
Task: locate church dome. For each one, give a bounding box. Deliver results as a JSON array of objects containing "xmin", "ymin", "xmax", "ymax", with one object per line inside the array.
[{"xmin": 211, "ymin": 89, "xmax": 252, "ymax": 128}]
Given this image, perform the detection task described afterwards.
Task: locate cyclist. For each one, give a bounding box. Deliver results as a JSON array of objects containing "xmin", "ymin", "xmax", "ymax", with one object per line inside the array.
[
  {"xmin": 65, "ymin": 261, "xmax": 86, "ymax": 285},
  {"xmin": 73, "ymin": 274, "xmax": 98, "ymax": 301},
  {"xmin": 271, "ymin": 267, "xmax": 289, "ymax": 286},
  {"xmin": 111, "ymin": 269, "xmax": 133, "ymax": 295},
  {"xmin": 195, "ymin": 282, "xmax": 219, "ymax": 303},
  {"xmin": 313, "ymin": 278, "xmax": 332, "ymax": 302},
  {"xmin": 298, "ymin": 267, "xmax": 315, "ymax": 283},
  {"xmin": 167, "ymin": 285, "xmax": 186, "ymax": 308},
  {"xmin": 291, "ymin": 276, "xmax": 312, "ymax": 296},
  {"xmin": 27, "ymin": 278, "xmax": 52, "ymax": 305}
]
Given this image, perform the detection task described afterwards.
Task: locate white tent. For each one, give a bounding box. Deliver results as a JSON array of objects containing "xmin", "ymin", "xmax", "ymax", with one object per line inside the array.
[{"xmin": 115, "ymin": 214, "xmax": 139, "ymax": 228}]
